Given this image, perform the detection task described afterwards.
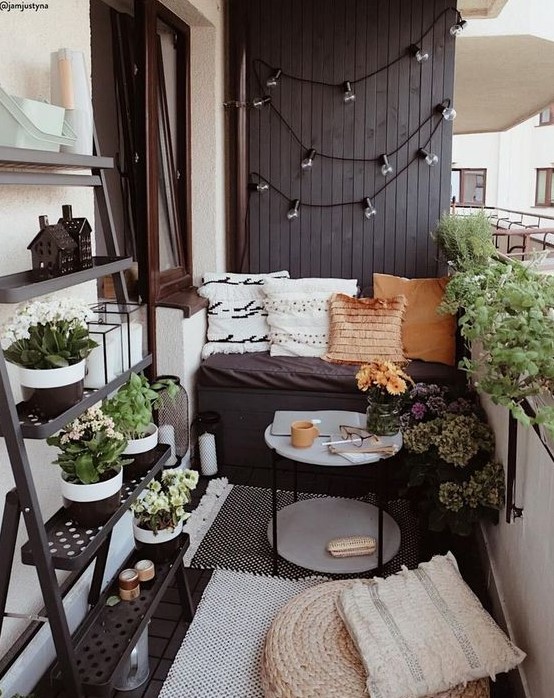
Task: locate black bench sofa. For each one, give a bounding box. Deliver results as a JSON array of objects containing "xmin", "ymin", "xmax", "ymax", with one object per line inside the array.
[{"xmin": 197, "ymin": 352, "xmax": 464, "ymax": 468}]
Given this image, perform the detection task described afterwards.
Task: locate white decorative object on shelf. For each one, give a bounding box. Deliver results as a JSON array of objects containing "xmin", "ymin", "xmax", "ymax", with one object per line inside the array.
[
  {"xmin": 85, "ymin": 323, "xmax": 123, "ymax": 389},
  {"xmin": 158, "ymin": 424, "xmax": 178, "ymax": 465},
  {"xmin": 198, "ymin": 432, "xmax": 218, "ymax": 476},
  {"xmin": 50, "ymin": 48, "xmax": 93, "ymax": 155}
]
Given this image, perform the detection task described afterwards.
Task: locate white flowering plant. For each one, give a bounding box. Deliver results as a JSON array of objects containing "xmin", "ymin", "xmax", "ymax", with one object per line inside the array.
[
  {"xmin": 47, "ymin": 407, "xmax": 131, "ymax": 485},
  {"xmin": 1, "ymin": 297, "xmax": 97, "ymax": 370},
  {"xmin": 131, "ymin": 468, "xmax": 199, "ymax": 534}
]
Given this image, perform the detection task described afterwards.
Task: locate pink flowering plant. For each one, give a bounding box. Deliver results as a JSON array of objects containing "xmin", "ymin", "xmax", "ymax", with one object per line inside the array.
[{"xmin": 47, "ymin": 407, "xmax": 131, "ymax": 485}]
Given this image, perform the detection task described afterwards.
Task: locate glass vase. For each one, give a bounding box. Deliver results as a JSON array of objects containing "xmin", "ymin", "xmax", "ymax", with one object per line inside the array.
[{"xmin": 366, "ymin": 400, "xmax": 401, "ymax": 436}]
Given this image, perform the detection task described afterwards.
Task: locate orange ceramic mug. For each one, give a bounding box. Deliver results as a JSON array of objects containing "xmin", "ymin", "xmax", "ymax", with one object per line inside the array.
[{"xmin": 290, "ymin": 420, "xmax": 320, "ymax": 448}]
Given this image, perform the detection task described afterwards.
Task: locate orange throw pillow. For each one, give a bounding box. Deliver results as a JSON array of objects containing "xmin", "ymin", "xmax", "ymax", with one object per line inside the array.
[
  {"xmin": 373, "ymin": 274, "xmax": 456, "ymax": 366},
  {"xmin": 323, "ymin": 293, "xmax": 406, "ymax": 365}
]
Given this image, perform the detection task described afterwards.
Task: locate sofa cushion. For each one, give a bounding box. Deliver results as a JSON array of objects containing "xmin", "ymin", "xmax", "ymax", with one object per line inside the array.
[
  {"xmin": 373, "ymin": 273, "xmax": 457, "ymax": 366},
  {"xmin": 324, "ymin": 294, "xmax": 406, "ymax": 365},
  {"xmin": 197, "ymin": 271, "xmax": 290, "ymax": 358},
  {"xmin": 263, "ymin": 277, "xmax": 358, "ymax": 358},
  {"xmin": 197, "ymin": 353, "xmax": 465, "ymax": 393}
]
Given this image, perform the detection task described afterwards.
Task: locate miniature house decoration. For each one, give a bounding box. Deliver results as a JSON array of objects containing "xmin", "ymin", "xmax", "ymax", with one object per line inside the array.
[
  {"xmin": 28, "ymin": 215, "xmax": 78, "ymax": 279},
  {"xmin": 58, "ymin": 204, "xmax": 93, "ymax": 269}
]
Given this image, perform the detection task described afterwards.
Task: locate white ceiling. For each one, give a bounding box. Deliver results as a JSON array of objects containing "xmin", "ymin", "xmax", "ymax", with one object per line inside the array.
[{"xmin": 458, "ymin": 0, "xmax": 509, "ymax": 19}]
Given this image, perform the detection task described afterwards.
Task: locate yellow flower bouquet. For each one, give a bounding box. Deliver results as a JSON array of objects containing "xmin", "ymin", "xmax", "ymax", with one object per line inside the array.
[{"xmin": 355, "ymin": 360, "xmax": 413, "ymax": 435}]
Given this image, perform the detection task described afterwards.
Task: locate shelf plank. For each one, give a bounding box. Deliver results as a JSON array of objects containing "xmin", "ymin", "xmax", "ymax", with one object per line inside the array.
[
  {"xmin": 0, "ymin": 146, "xmax": 113, "ymax": 170},
  {"xmin": 0, "ymin": 172, "xmax": 102, "ymax": 186},
  {"xmin": 0, "ymin": 256, "xmax": 133, "ymax": 303},
  {"xmin": 51, "ymin": 540, "xmax": 189, "ymax": 696},
  {"xmin": 0, "ymin": 354, "xmax": 153, "ymax": 439},
  {"xmin": 21, "ymin": 444, "xmax": 170, "ymax": 571}
]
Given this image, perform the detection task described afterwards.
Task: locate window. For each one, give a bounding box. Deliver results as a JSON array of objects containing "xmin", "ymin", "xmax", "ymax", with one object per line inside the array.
[
  {"xmin": 535, "ymin": 169, "xmax": 554, "ymax": 206},
  {"xmin": 538, "ymin": 105, "xmax": 554, "ymax": 126},
  {"xmin": 451, "ymin": 169, "xmax": 486, "ymax": 206}
]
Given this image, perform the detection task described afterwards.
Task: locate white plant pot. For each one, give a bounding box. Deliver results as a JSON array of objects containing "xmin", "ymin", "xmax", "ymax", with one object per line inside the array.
[
  {"xmin": 133, "ymin": 518, "xmax": 184, "ymax": 562},
  {"xmin": 61, "ymin": 468, "xmax": 123, "ymax": 527},
  {"xmin": 18, "ymin": 359, "xmax": 86, "ymax": 388},
  {"xmin": 132, "ymin": 519, "xmax": 183, "ymax": 544},
  {"xmin": 124, "ymin": 423, "xmax": 158, "ymax": 455}
]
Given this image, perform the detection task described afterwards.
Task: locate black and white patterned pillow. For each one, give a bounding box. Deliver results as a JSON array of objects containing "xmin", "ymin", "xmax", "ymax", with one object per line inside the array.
[{"xmin": 198, "ymin": 271, "xmax": 290, "ymax": 358}]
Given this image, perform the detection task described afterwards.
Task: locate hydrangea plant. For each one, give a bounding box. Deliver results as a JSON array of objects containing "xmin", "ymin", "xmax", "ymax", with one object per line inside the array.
[
  {"xmin": 400, "ymin": 383, "xmax": 505, "ymax": 536},
  {"xmin": 131, "ymin": 468, "xmax": 199, "ymax": 533},
  {"xmin": 1, "ymin": 297, "xmax": 97, "ymax": 369}
]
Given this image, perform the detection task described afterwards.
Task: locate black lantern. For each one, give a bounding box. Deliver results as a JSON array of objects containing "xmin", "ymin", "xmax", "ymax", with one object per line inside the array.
[{"xmin": 156, "ymin": 375, "xmax": 189, "ymax": 468}]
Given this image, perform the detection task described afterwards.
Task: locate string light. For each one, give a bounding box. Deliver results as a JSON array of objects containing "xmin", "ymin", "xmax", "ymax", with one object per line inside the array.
[
  {"xmin": 301, "ymin": 148, "xmax": 317, "ymax": 170},
  {"xmin": 449, "ymin": 14, "xmax": 468, "ymax": 36},
  {"xmin": 249, "ymin": 181, "xmax": 269, "ymax": 192},
  {"xmin": 409, "ymin": 44, "xmax": 429, "ymax": 63},
  {"xmin": 343, "ymin": 81, "xmax": 356, "ymax": 103},
  {"xmin": 436, "ymin": 99, "xmax": 456, "ymax": 121},
  {"xmin": 287, "ymin": 199, "xmax": 300, "ymax": 220},
  {"xmin": 418, "ymin": 148, "xmax": 439, "ymax": 166},
  {"xmin": 252, "ymin": 95, "xmax": 271, "ymax": 108},
  {"xmin": 363, "ymin": 197, "xmax": 377, "ymax": 218},
  {"xmin": 266, "ymin": 68, "xmax": 282, "ymax": 88},
  {"xmin": 380, "ymin": 154, "xmax": 394, "ymax": 176}
]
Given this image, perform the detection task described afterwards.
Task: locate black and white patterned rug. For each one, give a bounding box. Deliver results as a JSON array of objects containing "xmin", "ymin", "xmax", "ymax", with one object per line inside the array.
[{"xmin": 183, "ymin": 478, "xmax": 420, "ymax": 578}]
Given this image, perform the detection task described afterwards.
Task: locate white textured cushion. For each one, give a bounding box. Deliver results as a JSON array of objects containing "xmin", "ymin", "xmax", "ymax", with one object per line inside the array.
[
  {"xmin": 198, "ymin": 271, "xmax": 289, "ymax": 358},
  {"xmin": 336, "ymin": 552, "xmax": 525, "ymax": 698},
  {"xmin": 263, "ymin": 277, "xmax": 358, "ymax": 357}
]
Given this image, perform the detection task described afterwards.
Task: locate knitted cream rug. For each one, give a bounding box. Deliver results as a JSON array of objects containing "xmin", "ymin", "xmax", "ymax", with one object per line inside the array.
[
  {"xmin": 158, "ymin": 568, "xmax": 322, "ymax": 698},
  {"xmin": 182, "ymin": 477, "xmax": 419, "ymax": 578}
]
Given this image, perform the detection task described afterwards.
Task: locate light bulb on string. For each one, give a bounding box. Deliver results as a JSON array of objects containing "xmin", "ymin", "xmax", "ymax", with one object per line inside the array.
[
  {"xmin": 266, "ymin": 68, "xmax": 282, "ymax": 89},
  {"xmin": 343, "ymin": 81, "xmax": 356, "ymax": 103},
  {"xmin": 248, "ymin": 181, "xmax": 269, "ymax": 193},
  {"xmin": 252, "ymin": 95, "xmax": 272, "ymax": 109},
  {"xmin": 450, "ymin": 15, "xmax": 468, "ymax": 36},
  {"xmin": 418, "ymin": 148, "xmax": 439, "ymax": 166},
  {"xmin": 436, "ymin": 99, "xmax": 457, "ymax": 121},
  {"xmin": 301, "ymin": 148, "xmax": 317, "ymax": 170},
  {"xmin": 379, "ymin": 154, "xmax": 394, "ymax": 177},
  {"xmin": 409, "ymin": 44, "xmax": 429, "ymax": 63},
  {"xmin": 287, "ymin": 199, "xmax": 300, "ymax": 220},
  {"xmin": 363, "ymin": 197, "xmax": 377, "ymax": 219}
]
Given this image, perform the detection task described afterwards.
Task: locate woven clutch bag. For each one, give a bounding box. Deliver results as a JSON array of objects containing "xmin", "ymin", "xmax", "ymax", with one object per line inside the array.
[{"xmin": 327, "ymin": 535, "xmax": 376, "ymax": 558}]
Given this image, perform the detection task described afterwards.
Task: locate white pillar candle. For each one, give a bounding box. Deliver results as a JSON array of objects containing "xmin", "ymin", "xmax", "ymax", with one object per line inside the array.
[
  {"xmin": 198, "ymin": 432, "xmax": 218, "ymax": 476},
  {"xmin": 158, "ymin": 424, "xmax": 177, "ymax": 465},
  {"xmin": 85, "ymin": 328, "xmax": 123, "ymax": 389},
  {"xmin": 122, "ymin": 322, "xmax": 143, "ymax": 369}
]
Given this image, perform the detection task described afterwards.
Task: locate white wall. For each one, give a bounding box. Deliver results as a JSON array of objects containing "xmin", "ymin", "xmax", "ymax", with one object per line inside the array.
[{"xmin": 480, "ymin": 396, "xmax": 554, "ymax": 698}]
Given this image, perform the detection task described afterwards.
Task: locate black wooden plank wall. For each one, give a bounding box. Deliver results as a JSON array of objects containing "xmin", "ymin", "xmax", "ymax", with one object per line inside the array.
[{"xmin": 236, "ymin": 0, "xmax": 456, "ymax": 288}]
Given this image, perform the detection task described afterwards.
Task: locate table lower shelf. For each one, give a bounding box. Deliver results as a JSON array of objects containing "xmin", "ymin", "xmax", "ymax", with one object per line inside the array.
[
  {"xmin": 267, "ymin": 497, "xmax": 401, "ymax": 574},
  {"xmin": 51, "ymin": 536, "xmax": 190, "ymax": 697}
]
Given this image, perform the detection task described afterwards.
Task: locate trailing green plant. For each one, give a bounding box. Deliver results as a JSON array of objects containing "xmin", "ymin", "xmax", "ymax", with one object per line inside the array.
[
  {"xmin": 439, "ymin": 258, "xmax": 554, "ymax": 434},
  {"xmin": 1, "ymin": 297, "xmax": 97, "ymax": 369},
  {"xmin": 102, "ymin": 372, "xmax": 178, "ymax": 439},
  {"xmin": 47, "ymin": 406, "xmax": 131, "ymax": 484},
  {"xmin": 400, "ymin": 383, "xmax": 504, "ymax": 536},
  {"xmin": 432, "ymin": 211, "xmax": 496, "ymax": 271}
]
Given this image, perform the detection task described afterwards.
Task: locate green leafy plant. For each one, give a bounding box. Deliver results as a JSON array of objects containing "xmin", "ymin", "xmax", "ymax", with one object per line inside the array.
[
  {"xmin": 131, "ymin": 468, "xmax": 199, "ymax": 533},
  {"xmin": 440, "ymin": 258, "xmax": 554, "ymax": 433},
  {"xmin": 1, "ymin": 297, "xmax": 97, "ymax": 369},
  {"xmin": 102, "ymin": 373, "xmax": 178, "ymax": 439},
  {"xmin": 47, "ymin": 406, "xmax": 131, "ymax": 485},
  {"xmin": 401, "ymin": 383, "xmax": 504, "ymax": 536},
  {"xmin": 432, "ymin": 211, "xmax": 496, "ymax": 271}
]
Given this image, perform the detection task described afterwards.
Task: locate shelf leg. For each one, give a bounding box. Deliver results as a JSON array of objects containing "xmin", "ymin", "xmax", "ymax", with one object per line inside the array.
[
  {"xmin": 272, "ymin": 448, "xmax": 278, "ymax": 576},
  {"xmin": 0, "ymin": 489, "xmax": 21, "ymax": 636},
  {"xmin": 175, "ymin": 563, "xmax": 195, "ymax": 622},
  {"xmin": 88, "ymin": 533, "xmax": 112, "ymax": 607}
]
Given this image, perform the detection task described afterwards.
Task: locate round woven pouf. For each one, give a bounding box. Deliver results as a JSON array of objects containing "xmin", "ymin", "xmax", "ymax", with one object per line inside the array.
[{"xmin": 261, "ymin": 580, "xmax": 490, "ymax": 698}]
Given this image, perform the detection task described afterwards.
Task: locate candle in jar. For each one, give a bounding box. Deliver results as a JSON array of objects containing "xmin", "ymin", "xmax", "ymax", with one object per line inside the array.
[
  {"xmin": 85, "ymin": 326, "xmax": 123, "ymax": 389},
  {"xmin": 122, "ymin": 322, "xmax": 143, "ymax": 369}
]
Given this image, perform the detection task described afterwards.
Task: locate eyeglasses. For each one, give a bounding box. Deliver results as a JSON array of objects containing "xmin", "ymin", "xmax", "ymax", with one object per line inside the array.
[{"xmin": 339, "ymin": 425, "xmax": 379, "ymax": 448}]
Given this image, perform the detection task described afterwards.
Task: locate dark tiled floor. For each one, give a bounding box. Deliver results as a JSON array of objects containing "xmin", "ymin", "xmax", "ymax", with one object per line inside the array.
[{"xmin": 32, "ymin": 464, "xmax": 516, "ymax": 698}]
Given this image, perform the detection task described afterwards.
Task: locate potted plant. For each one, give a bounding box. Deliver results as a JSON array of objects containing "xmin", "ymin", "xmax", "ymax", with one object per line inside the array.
[
  {"xmin": 355, "ymin": 360, "xmax": 413, "ymax": 435},
  {"xmin": 103, "ymin": 373, "xmax": 178, "ymax": 479},
  {"xmin": 432, "ymin": 211, "xmax": 496, "ymax": 271},
  {"xmin": 400, "ymin": 383, "xmax": 505, "ymax": 537},
  {"xmin": 131, "ymin": 467, "xmax": 199, "ymax": 562},
  {"xmin": 1, "ymin": 296, "xmax": 97, "ymax": 418},
  {"xmin": 47, "ymin": 406, "xmax": 130, "ymax": 527}
]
